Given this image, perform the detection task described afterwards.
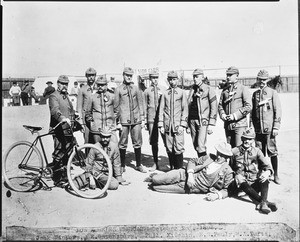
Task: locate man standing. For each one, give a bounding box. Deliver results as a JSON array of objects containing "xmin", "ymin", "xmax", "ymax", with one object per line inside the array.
[
  {"xmin": 145, "ymin": 142, "xmax": 234, "ymax": 202},
  {"xmin": 158, "ymin": 71, "xmax": 189, "ymax": 170},
  {"xmin": 218, "ymin": 66, "xmax": 252, "ymax": 148},
  {"xmin": 85, "ymin": 75, "xmax": 118, "ymax": 144},
  {"xmin": 114, "ymin": 67, "xmax": 147, "ymax": 173},
  {"xmin": 77, "ymin": 67, "xmax": 97, "ymax": 144},
  {"xmin": 251, "ymin": 69, "xmax": 282, "ymax": 185},
  {"xmin": 230, "ymin": 127, "xmax": 277, "ymax": 214},
  {"xmin": 48, "ymin": 75, "xmax": 78, "ymax": 187},
  {"xmin": 9, "ymin": 81, "xmax": 21, "ymax": 106},
  {"xmin": 20, "ymin": 80, "xmax": 31, "ymax": 106},
  {"xmin": 187, "ymin": 68, "xmax": 218, "ymax": 158},
  {"xmin": 43, "ymin": 81, "xmax": 55, "ymax": 101},
  {"xmin": 144, "ymin": 70, "xmax": 166, "ymax": 171}
]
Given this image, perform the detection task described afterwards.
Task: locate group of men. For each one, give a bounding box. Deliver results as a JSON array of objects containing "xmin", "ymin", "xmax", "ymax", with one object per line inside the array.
[
  {"xmin": 47, "ymin": 65, "xmax": 281, "ymax": 214},
  {"xmin": 9, "ymin": 80, "xmax": 33, "ymax": 106}
]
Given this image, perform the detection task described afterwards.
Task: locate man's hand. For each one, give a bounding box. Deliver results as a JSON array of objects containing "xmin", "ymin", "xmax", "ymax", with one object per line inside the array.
[
  {"xmin": 186, "ymin": 127, "xmax": 191, "ymax": 134},
  {"xmin": 226, "ymin": 114, "xmax": 235, "ymax": 121},
  {"xmin": 116, "ymin": 123, "xmax": 122, "ymax": 130},
  {"xmin": 272, "ymin": 129, "xmax": 279, "ymax": 136},
  {"xmin": 221, "ymin": 114, "xmax": 227, "ymax": 121},
  {"xmin": 205, "ymin": 193, "xmax": 219, "ymax": 201},
  {"xmin": 186, "ymin": 173, "xmax": 196, "ymax": 189},
  {"xmin": 62, "ymin": 117, "xmax": 71, "ymax": 126},
  {"xmin": 207, "ymin": 125, "xmax": 213, "ymax": 135},
  {"xmin": 177, "ymin": 126, "xmax": 184, "ymax": 135},
  {"xmin": 259, "ymin": 170, "xmax": 271, "ymax": 183},
  {"xmin": 159, "ymin": 127, "xmax": 165, "ymax": 134}
]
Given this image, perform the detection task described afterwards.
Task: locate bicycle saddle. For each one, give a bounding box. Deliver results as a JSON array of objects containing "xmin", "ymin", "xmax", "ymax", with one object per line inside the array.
[{"xmin": 23, "ymin": 125, "xmax": 43, "ymax": 132}]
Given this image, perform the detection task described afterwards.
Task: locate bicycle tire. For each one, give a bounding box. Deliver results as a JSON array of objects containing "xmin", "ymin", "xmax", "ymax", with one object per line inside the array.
[
  {"xmin": 3, "ymin": 141, "xmax": 44, "ymax": 192},
  {"xmin": 67, "ymin": 143, "xmax": 113, "ymax": 199}
]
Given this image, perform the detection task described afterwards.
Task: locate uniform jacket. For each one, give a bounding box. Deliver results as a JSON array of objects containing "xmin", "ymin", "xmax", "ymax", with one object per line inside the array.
[
  {"xmin": 251, "ymin": 86, "xmax": 282, "ymax": 134},
  {"xmin": 114, "ymin": 82, "xmax": 145, "ymax": 125},
  {"xmin": 85, "ymin": 90, "xmax": 116, "ymax": 134},
  {"xmin": 49, "ymin": 90, "xmax": 76, "ymax": 136},
  {"xmin": 77, "ymin": 84, "xmax": 95, "ymax": 121},
  {"xmin": 218, "ymin": 82, "xmax": 252, "ymax": 130},
  {"xmin": 158, "ymin": 86, "xmax": 188, "ymax": 133},
  {"xmin": 143, "ymin": 84, "xmax": 165, "ymax": 124},
  {"xmin": 86, "ymin": 141, "xmax": 121, "ymax": 178},
  {"xmin": 232, "ymin": 145, "xmax": 273, "ymax": 185},
  {"xmin": 186, "ymin": 154, "xmax": 234, "ymax": 198},
  {"xmin": 187, "ymin": 83, "xmax": 218, "ymax": 126},
  {"xmin": 21, "ymin": 83, "xmax": 31, "ymax": 94}
]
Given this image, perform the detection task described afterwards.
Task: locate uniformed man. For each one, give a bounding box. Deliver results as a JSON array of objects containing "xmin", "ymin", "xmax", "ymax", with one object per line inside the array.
[
  {"xmin": 145, "ymin": 142, "xmax": 234, "ymax": 201},
  {"xmin": 43, "ymin": 81, "xmax": 55, "ymax": 100},
  {"xmin": 251, "ymin": 69, "xmax": 282, "ymax": 185},
  {"xmin": 72, "ymin": 126, "xmax": 129, "ymax": 190},
  {"xmin": 114, "ymin": 67, "xmax": 147, "ymax": 173},
  {"xmin": 230, "ymin": 127, "xmax": 277, "ymax": 214},
  {"xmin": 218, "ymin": 66, "xmax": 252, "ymax": 148},
  {"xmin": 48, "ymin": 75, "xmax": 78, "ymax": 187},
  {"xmin": 158, "ymin": 71, "xmax": 189, "ymax": 170},
  {"xmin": 77, "ymin": 67, "xmax": 97, "ymax": 144},
  {"xmin": 187, "ymin": 68, "xmax": 218, "ymax": 158},
  {"xmin": 85, "ymin": 75, "xmax": 118, "ymax": 144},
  {"xmin": 20, "ymin": 80, "xmax": 31, "ymax": 106},
  {"xmin": 144, "ymin": 70, "xmax": 166, "ymax": 171}
]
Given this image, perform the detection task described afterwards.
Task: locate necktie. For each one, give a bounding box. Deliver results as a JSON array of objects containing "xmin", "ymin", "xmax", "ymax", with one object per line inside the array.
[
  {"xmin": 154, "ymin": 86, "xmax": 158, "ymax": 110},
  {"xmin": 126, "ymin": 85, "xmax": 134, "ymax": 122}
]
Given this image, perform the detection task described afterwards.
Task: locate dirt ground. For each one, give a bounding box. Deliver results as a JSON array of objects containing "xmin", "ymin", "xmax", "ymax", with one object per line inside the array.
[{"xmin": 1, "ymin": 92, "xmax": 299, "ymax": 241}]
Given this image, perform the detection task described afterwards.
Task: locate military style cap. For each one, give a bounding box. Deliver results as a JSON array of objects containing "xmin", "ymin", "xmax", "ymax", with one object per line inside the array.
[
  {"xmin": 85, "ymin": 67, "xmax": 97, "ymax": 76},
  {"xmin": 57, "ymin": 75, "xmax": 69, "ymax": 84},
  {"xmin": 95, "ymin": 75, "xmax": 108, "ymax": 84},
  {"xmin": 167, "ymin": 71, "xmax": 178, "ymax": 78},
  {"xmin": 123, "ymin": 67, "xmax": 134, "ymax": 75},
  {"xmin": 24, "ymin": 80, "xmax": 29, "ymax": 83},
  {"xmin": 46, "ymin": 81, "xmax": 53, "ymax": 84},
  {"xmin": 100, "ymin": 126, "xmax": 112, "ymax": 137},
  {"xmin": 149, "ymin": 70, "xmax": 159, "ymax": 78},
  {"xmin": 193, "ymin": 68, "xmax": 204, "ymax": 76},
  {"xmin": 214, "ymin": 142, "xmax": 233, "ymax": 157},
  {"xmin": 12, "ymin": 81, "xmax": 17, "ymax": 84},
  {"xmin": 257, "ymin": 69, "xmax": 269, "ymax": 80},
  {"xmin": 74, "ymin": 81, "xmax": 78, "ymax": 85},
  {"xmin": 241, "ymin": 127, "xmax": 256, "ymax": 139},
  {"xmin": 226, "ymin": 66, "xmax": 239, "ymax": 75}
]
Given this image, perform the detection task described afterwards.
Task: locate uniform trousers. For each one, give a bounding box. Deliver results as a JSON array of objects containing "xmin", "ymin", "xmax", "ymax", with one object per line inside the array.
[
  {"xmin": 255, "ymin": 133, "xmax": 278, "ymax": 157},
  {"xmin": 119, "ymin": 124, "xmax": 143, "ymax": 149},
  {"xmin": 225, "ymin": 127, "xmax": 246, "ymax": 148},
  {"xmin": 163, "ymin": 130, "xmax": 185, "ymax": 155},
  {"xmin": 189, "ymin": 119, "xmax": 208, "ymax": 153}
]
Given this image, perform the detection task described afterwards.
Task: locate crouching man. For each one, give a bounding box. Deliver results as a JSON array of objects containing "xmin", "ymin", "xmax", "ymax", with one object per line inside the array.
[
  {"xmin": 73, "ymin": 127, "xmax": 129, "ymax": 190},
  {"xmin": 145, "ymin": 142, "xmax": 234, "ymax": 201}
]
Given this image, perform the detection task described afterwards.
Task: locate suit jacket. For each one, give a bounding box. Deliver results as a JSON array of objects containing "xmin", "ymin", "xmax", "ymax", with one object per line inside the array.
[
  {"xmin": 218, "ymin": 82, "xmax": 252, "ymax": 130},
  {"xmin": 251, "ymin": 86, "xmax": 282, "ymax": 134},
  {"xmin": 187, "ymin": 83, "xmax": 218, "ymax": 126},
  {"xmin": 158, "ymin": 86, "xmax": 188, "ymax": 133}
]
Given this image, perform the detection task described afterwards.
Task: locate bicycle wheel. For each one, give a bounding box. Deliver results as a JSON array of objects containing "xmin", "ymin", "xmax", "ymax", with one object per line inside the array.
[
  {"xmin": 3, "ymin": 141, "xmax": 43, "ymax": 192},
  {"xmin": 67, "ymin": 144, "xmax": 113, "ymax": 199}
]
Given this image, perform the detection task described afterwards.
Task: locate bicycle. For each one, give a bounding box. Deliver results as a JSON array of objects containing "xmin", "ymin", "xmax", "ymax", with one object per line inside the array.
[{"xmin": 2, "ymin": 119, "xmax": 113, "ymax": 199}]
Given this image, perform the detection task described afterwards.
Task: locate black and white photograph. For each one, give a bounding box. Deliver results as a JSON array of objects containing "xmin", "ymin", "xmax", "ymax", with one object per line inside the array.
[{"xmin": 2, "ymin": 1, "xmax": 299, "ymax": 241}]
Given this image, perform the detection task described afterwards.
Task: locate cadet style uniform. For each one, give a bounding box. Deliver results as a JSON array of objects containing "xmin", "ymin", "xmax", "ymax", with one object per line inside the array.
[
  {"xmin": 158, "ymin": 71, "xmax": 188, "ymax": 169},
  {"xmin": 218, "ymin": 66, "xmax": 252, "ymax": 148},
  {"xmin": 144, "ymin": 71, "xmax": 166, "ymax": 170},
  {"xmin": 77, "ymin": 67, "xmax": 97, "ymax": 144},
  {"xmin": 85, "ymin": 76, "xmax": 118, "ymax": 144},
  {"xmin": 229, "ymin": 128, "xmax": 276, "ymax": 214},
  {"xmin": 187, "ymin": 69, "xmax": 218, "ymax": 157},
  {"xmin": 251, "ymin": 69, "xmax": 282, "ymax": 184},
  {"xmin": 149, "ymin": 142, "xmax": 234, "ymax": 200},
  {"xmin": 114, "ymin": 67, "xmax": 146, "ymax": 173}
]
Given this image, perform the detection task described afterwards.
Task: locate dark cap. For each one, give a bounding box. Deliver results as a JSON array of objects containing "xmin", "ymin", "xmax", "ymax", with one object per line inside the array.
[
  {"xmin": 57, "ymin": 75, "xmax": 69, "ymax": 84},
  {"xmin": 257, "ymin": 69, "xmax": 269, "ymax": 80},
  {"xmin": 193, "ymin": 69, "xmax": 204, "ymax": 76},
  {"xmin": 74, "ymin": 81, "xmax": 78, "ymax": 85},
  {"xmin": 167, "ymin": 71, "xmax": 178, "ymax": 78},
  {"xmin": 241, "ymin": 127, "xmax": 256, "ymax": 139},
  {"xmin": 95, "ymin": 75, "xmax": 108, "ymax": 85},
  {"xmin": 12, "ymin": 81, "xmax": 17, "ymax": 84},
  {"xmin": 123, "ymin": 67, "xmax": 134, "ymax": 75},
  {"xmin": 85, "ymin": 67, "xmax": 97, "ymax": 76},
  {"xmin": 46, "ymin": 81, "xmax": 53, "ymax": 84},
  {"xmin": 226, "ymin": 66, "xmax": 239, "ymax": 75}
]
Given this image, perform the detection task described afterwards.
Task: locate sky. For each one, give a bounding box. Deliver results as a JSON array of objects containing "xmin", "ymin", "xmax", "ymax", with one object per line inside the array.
[{"xmin": 2, "ymin": 1, "xmax": 299, "ymax": 78}]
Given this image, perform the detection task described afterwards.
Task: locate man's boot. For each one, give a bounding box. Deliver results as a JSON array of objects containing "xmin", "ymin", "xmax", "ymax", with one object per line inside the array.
[
  {"xmin": 135, "ymin": 148, "xmax": 147, "ymax": 173},
  {"xmin": 167, "ymin": 152, "xmax": 174, "ymax": 170},
  {"xmin": 174, "ymin": 153, "xmax": 183, "ymax": 169},
  {"xmin": 120, "ymin": 149, "xmax": 126, "ymax": 173},
  {"xmin": 197, "ymin": 151, "xmax": 207, "ymax": 158},
  {"xmin": 271, "ymin": 156, "xmax": 280, "ymax": 185},
  {"xmin": 150, "ymin": 144, "xmax": 159, "ymax": 172}
]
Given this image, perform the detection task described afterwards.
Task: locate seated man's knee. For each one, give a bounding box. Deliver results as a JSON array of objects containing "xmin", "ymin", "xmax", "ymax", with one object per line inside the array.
[{"xmin": 108, "ymin": 179, "xmax": 119, "ymax": 190}]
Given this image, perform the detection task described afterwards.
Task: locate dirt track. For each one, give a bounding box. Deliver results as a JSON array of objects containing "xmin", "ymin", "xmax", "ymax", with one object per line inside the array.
[{"xmin": 2, "ymin": 92, "xmax": 299, "ymax": 241}]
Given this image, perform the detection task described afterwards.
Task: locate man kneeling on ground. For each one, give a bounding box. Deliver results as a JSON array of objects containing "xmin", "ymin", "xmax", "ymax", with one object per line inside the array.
[
  {"xmin": 73, "ymin": 127, "xmax": 129, "ymax": 190},
  {"xmin": 145, "ymin": 142, "xmax": 234, "ymax": 201}
]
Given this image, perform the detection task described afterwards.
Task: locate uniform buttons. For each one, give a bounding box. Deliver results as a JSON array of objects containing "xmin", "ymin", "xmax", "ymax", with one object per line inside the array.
[
  {"xmin": 264, "ymin": 128, "xmax": 268, "ymax": 132},
  {"xmin": 232, "ymin": 124, "xmax": 236, "ymax": 128},
  {"xmin": 127, "ymin": 120, "xmax": 131, "ymax": 123}
]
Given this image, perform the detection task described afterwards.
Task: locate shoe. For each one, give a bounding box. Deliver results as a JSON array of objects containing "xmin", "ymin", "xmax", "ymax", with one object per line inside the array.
[
  {"xmin": 144, "ymin": 176, "xmax": 153, "ymax": 182},
  {"xmin": 267, "ymin": 201, "xmax": 278, "ymax": 212},
  {"xmin": 149, "ymin": 164, "xmax": 159, "ymax": 172},
  {"xmin": 273, "ymin": 175, "xmax": 281, "ymax": 185},
  {"xmin": 54, "ymin": 177, "xmax": 68, "ymax": 188},
  {"xmin": 259, "ymin": 202, "xmax": 271, "ymax": 214},
  {"xmin": 136, "ymin": 165, "xmax": 147, "ymax": 173}
]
